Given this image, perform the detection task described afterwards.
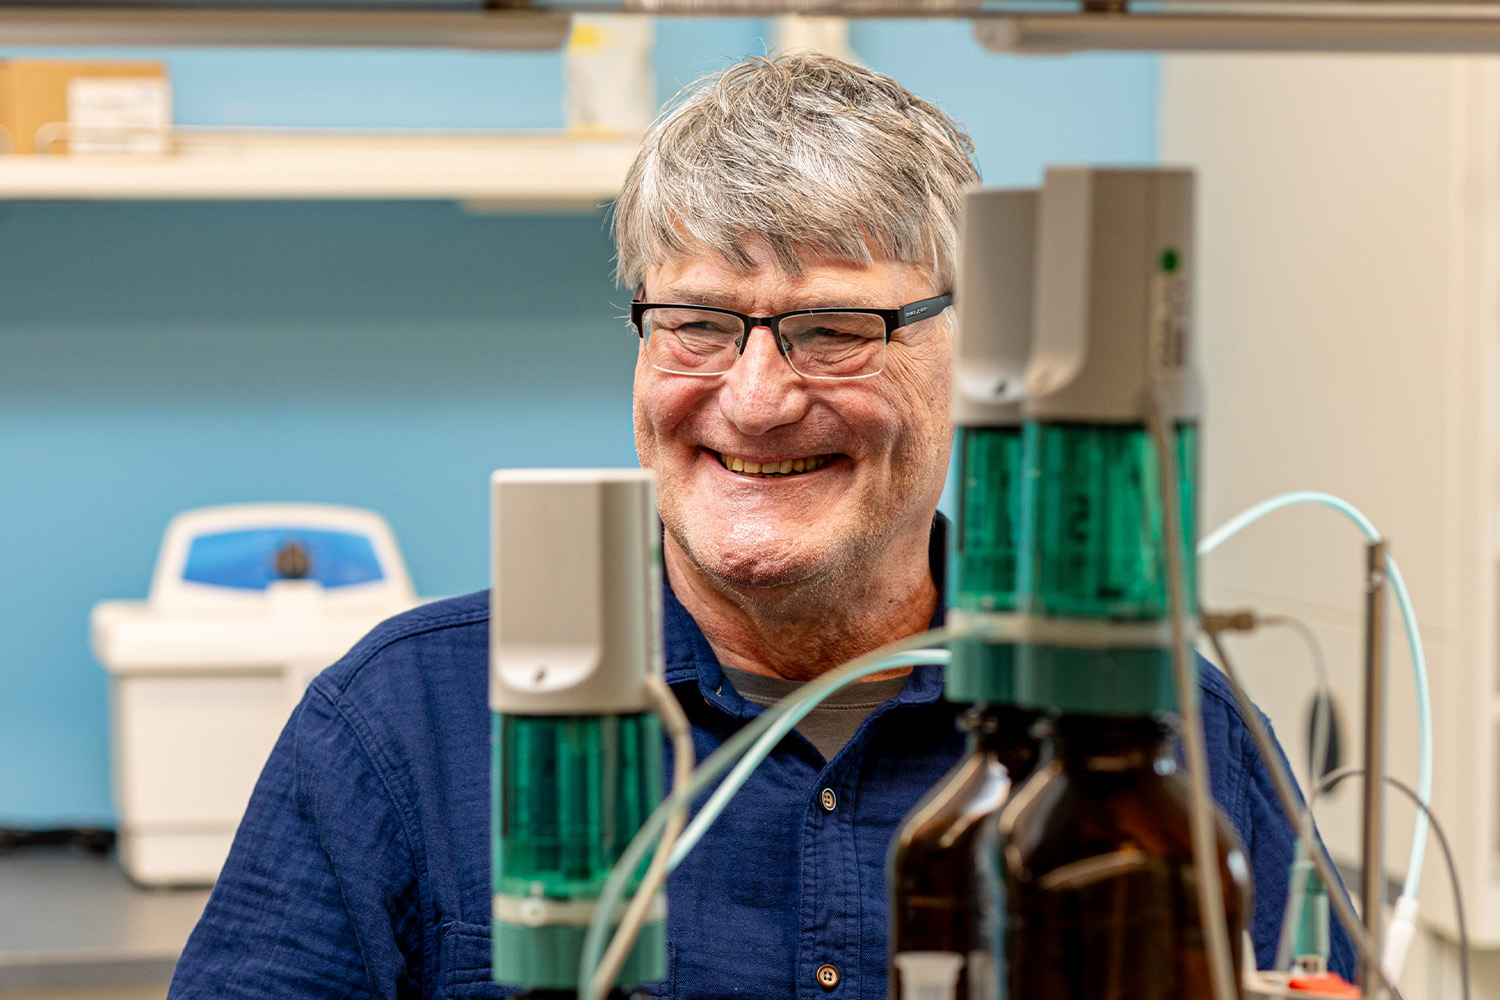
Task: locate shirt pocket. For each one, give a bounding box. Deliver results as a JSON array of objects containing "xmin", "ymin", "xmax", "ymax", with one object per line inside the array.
[
  {"xmin": 439, "ymin": 920, "xmax": 515, "ymax": 999},
  {"xmin": 439, "ymin": 920, "xmax": 676, "ymax": 1000}
]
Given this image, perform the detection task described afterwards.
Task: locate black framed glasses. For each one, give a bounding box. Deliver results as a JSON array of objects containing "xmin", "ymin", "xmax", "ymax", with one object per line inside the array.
[{"xmin": 629, "ymin": 293, "xmax": 953, "ymax": 380}]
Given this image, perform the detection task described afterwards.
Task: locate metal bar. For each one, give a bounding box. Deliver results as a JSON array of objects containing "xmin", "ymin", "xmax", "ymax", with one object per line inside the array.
[
  {"xmin": 1360, "ymin": 540, "xmax": 1388, "ymax": 997},
  {"xmin": 0, "ymin": 6, "xmax": 570, "ymax": 49},
  {"xmin": 979, "ymin": 13, "xmax": 1500, "ymax": 52}
]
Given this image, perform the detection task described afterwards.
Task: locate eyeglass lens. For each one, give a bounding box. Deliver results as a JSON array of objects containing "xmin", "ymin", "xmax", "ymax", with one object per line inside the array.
[{"xmin": 641, "ymin": 308, "xmax": 887, "ymax": 379}]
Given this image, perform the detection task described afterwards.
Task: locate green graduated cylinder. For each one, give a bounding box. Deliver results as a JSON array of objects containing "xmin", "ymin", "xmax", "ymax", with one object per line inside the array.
[
  {"xmin": 955, "ymin": 425, "xmax": 1024, "ymax": 614},
  {"xmin": 1016, "ymin": 420, "xmax": 1198, "ymax": 716},
  {"xmin": 1024, "ymin": 421, "xmax": 1197, "ymax": 620},
  {"xmin": 491, "ymin": 712, "xmax": 665, "ymax": 990},
  {"xmin": 948, "ymin": 425, "xmax": 1025, "ymax": 705}
]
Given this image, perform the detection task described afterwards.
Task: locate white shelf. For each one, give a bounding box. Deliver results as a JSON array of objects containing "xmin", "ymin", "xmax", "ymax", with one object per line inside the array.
[
  {"xmin": 0, "ymin": 6, "xmax": 570, "ymax": 50},
  {"xmin": 0, "ymin": 130, "xmax": 641, "ymax": 208}
]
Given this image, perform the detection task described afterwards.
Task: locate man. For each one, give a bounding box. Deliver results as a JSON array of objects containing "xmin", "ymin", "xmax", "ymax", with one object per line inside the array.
[{"xmin": 169, "ymin": 53, "xmax": 1350, "ymax": 1000}]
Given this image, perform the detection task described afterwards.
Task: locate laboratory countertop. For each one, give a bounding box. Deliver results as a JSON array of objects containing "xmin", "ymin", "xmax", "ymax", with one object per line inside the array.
[{"xmin": 0, "ymin": 851, "xmax": 209, "ymax": 993}]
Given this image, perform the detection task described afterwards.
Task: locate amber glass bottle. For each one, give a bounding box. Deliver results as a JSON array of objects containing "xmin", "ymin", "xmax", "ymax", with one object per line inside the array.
[
  {"xmin": 888, "ymin": 703, "xmax": 1042, "ymax": 1000},
  {"xmin": 996, "ymin": 714, "xmax": 1250, "ymax": 1000}
]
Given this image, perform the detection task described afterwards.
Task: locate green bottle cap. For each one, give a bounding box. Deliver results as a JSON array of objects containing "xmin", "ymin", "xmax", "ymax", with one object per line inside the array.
[
  {"xmin": 945, "ymin": 637, "xmax": 1018, "ymax": 704},
  {"xmin": 1014, "ymin": 643, "xmax": 1177, "ymax": 715},
  {"xmin": 493, "ymin": 916, "xmax": 666, "ymax": 990}
]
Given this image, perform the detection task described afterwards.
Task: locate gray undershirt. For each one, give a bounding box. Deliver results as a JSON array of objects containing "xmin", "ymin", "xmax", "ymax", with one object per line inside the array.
[{"xmin": 719, "ymin": 664, "xmax": 911, "ymax": 762}]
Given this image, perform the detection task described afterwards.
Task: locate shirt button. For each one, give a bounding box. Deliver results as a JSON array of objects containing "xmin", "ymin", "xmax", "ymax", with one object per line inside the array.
[
  {"xmin": 816, "ymin": 963, "xmax": 841, "ymax": 990},
  {"xmin": 819, "ymin": 787, "xmax": 837, "ymax": 812}
]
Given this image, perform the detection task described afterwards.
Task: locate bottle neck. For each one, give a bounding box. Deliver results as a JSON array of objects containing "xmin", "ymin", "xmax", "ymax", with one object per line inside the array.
[
  {"xmin": 1046, "ymin": 713, "xmax": 1175, "ymax": 773},
  {"xmin": 963, "ymin": 703, "xmax": 1044, "ymax": 777}
]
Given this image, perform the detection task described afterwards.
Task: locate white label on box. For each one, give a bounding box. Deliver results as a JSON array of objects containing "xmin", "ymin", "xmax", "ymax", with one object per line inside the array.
[{"xmin": 66, "ymin": 77, "xmax": 171, "ymax": 155}]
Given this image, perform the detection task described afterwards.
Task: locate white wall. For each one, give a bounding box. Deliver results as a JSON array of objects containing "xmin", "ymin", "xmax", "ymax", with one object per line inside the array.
[{"xmin": 1163, "ymin": 52, "xmax": 1500, "ymax": 996}]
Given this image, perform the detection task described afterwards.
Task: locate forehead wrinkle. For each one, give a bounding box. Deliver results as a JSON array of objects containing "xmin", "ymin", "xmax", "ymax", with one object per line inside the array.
[
  {"xmin": 654, "ymin": 256, "xmax": 919, "ymax": 314},
  {"xmin": 652, "ymin": 276, "xmax": 766, "ymax": 309},
  {"xmin": 656, "ymin": 284, "xmax": 887, "ymax": 313}
]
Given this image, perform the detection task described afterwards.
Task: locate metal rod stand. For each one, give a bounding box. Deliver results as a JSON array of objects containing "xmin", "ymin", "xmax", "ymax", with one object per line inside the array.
[{"xmin": 1360, "ymin": 539, "xmax": 1388, "ymax": 997}]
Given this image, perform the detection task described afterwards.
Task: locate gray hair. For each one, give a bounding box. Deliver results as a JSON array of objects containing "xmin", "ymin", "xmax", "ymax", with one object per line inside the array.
[{"xmin": 612, "ymin": 52, "xmax": 980, "ymax": 293}]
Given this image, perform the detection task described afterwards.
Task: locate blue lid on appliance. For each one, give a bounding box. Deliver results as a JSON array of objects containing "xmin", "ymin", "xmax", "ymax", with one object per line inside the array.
[{"xmin": 182, "ymin": 528, "xmax": 384, "ymax": 591}]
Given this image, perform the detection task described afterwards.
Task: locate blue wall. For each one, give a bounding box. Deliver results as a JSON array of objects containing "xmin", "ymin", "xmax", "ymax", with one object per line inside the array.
[{"xmin": 0, "ymin": 25, "xmax": 1157, "ymax": 825}]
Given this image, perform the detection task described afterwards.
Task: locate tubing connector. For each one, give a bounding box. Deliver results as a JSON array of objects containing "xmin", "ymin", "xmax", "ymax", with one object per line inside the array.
[
  {"xmin": 1201, "ymin": 608, "xmax": 1259, "ymax": 634},
  {"xmin": 1382, "ymin": 894, "xmax": 1420, "ymax": 984}
]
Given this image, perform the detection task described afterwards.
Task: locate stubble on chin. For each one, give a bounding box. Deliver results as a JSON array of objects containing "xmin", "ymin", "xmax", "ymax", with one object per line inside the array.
[
  {"xmin": 666, "ymin": 502, "xmax": 819, "ymax": 592},
  {"xmin": 662, "ymin": 484, "xmax": 898, "ymax": 611}
]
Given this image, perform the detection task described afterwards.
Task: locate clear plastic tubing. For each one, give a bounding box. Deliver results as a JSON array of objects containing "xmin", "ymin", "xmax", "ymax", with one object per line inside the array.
[
  {"xmin": 578, "ymin": 636, "xmax": 955, "ymax": 993},
  {"xmin": 1198, "ymin": 490, "xmax": 1431, "ymax": 902}
]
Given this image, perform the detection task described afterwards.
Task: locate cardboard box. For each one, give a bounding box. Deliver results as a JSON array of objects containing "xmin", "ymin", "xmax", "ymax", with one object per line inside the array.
[{"xmin": 0, "ymin": 59, "xmax": 169, "ymax": 155}]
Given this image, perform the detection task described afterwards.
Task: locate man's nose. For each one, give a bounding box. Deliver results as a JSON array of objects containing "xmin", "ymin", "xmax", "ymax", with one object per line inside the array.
[{"xmin": 718, "ymin": 325, "xmax": 809, "ymax": 435}]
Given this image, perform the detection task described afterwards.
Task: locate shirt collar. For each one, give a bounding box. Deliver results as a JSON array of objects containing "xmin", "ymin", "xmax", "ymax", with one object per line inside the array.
[{"xmin": 662, "ymin": 512, "xmax": 951, "ymax": 716}]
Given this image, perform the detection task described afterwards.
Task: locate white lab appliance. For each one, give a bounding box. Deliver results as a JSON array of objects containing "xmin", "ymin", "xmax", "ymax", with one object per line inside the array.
[{"xmin": 92, "ymin": 503, "xmax": 422, "ymax": 886}]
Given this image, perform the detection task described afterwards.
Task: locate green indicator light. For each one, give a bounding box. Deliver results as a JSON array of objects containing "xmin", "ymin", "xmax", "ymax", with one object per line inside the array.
[{"xmin": 1160, "ymin": 247, "xmax": 1180, "ymax": 273}]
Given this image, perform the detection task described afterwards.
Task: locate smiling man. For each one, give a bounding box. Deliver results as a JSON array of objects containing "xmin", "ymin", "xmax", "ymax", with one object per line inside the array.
[
  {"xmin": 168, "ymin": 52, "xmax": 1349, "ymax": 1000},
  {"xmin": 632, "ymin": 251, "xmax": 951, "ymax": 680},
  {"xmin": 617, "ymin": 58, "xmax": 966, "ymax": 694}
]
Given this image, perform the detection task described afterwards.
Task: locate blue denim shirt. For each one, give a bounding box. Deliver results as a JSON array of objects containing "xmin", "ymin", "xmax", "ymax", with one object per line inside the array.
[{"xmin": 169, "ymin": 523, "xmax": 1352, "ymax": 1000}]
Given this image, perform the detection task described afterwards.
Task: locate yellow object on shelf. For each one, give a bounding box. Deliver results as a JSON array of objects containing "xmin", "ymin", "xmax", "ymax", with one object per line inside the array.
[
  {"xmin": 0, "ymin": 59, "xmax": 169, "ymax": 155},
  {"xmin": 565, "ymin": 14, "xmax": 654, "ymax": 138}
]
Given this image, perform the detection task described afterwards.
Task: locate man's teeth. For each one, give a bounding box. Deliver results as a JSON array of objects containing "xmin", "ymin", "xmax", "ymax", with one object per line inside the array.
[{"xmin": 720, "ymin": 453, "xmax": 829, "ymax": 477}]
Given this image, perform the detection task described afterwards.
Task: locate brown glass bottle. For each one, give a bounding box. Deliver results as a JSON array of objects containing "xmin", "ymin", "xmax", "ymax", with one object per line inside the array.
[
  {"xmin": 888, "ymin": 703, "xmax": 1042, "ymax": 1000},
  {"xmin": 996, "ymin": 713, "xmax": 1250, "ymax": 1000}
]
